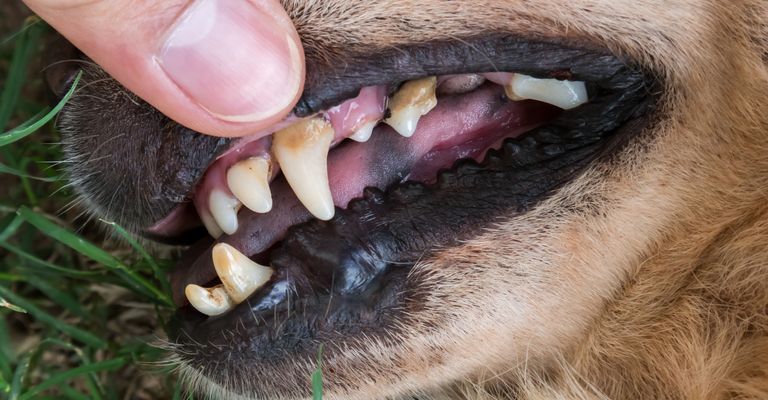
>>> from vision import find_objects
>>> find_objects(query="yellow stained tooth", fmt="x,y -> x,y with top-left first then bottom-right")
272,117 -> 336,221
384,76 -> 438,137
227,157 -> 273,213
185,284 -> 233,316
212,243 -> 273,304
505,73 -> 588,110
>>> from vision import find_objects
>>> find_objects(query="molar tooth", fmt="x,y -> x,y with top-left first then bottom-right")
212,243 -> 273,304
505,73 -> 588,110
348,121 -> 377,142
200,212 -> 223,238
209,190 -> 241,235
185,284 -> 233,316
272,118 -> 335,220
227,157 -> 273,213
384,77 -> 438,137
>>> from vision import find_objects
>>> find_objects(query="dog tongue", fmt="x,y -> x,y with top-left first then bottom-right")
171,85 -> 557,305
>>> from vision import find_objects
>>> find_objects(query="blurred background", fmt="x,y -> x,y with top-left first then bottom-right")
0,2 -> 179,398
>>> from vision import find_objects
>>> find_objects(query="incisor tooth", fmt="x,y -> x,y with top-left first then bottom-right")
384,77 -> 438,137
227,157 -> 273,213
185,284 -> 233,316
272,118 -> 335,221
348,121 -> 377,142
200,212 -> 223,238
212,243 -> 273,304
209,190 -> 241,235
505,74 -> 588,110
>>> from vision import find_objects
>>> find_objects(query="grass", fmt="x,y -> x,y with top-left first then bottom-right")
0,16 -> 327,400
0,17 -> 181,399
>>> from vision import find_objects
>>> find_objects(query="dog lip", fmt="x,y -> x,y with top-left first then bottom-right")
293,34 -> 621,117
168,34 -> 660,390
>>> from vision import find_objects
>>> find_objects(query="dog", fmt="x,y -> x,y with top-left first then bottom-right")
47,0 -> 768,399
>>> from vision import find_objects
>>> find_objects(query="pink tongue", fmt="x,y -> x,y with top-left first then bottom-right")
173,85 -> 556,304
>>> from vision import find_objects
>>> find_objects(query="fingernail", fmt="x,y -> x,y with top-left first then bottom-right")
157,0 -> 303,123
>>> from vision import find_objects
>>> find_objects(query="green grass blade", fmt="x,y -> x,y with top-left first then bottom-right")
0,274 -> 23,283
0,317 -> 13,382
0,71 -> 82,147
0,18 -> 43,131
24,277 -> 89,319
0,108 -> 46,134
0,286 -> 106,348
0,242 -> 105,279
17,357 -> 125,400
0,162 -> 57,182
0,376 -> 9,397
61,386 -> 91,400
16,207 -> 172,306
312,345 -> 324,400
0,214 -> 24,242
8,352 -> 32,400
101,219 -> 171,296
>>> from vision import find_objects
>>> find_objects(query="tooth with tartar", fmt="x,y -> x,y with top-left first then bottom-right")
212,243 -> 273,304
209,190 -> 241,235
200,212 -> 223,238
185,284 -> 233,316
384,77 -> 438,137
505,74 -> 588,110
272,118 -> 336,220
227,157 -> 273,213
349,121 -> 377,142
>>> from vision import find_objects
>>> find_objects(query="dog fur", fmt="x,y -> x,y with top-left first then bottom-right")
58,0 -> 768,398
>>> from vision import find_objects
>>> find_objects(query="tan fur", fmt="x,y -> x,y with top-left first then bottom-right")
160,1 -> 768,398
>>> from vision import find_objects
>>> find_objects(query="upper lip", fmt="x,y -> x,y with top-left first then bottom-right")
296,34 -> 606,116
145,34 -> 632,244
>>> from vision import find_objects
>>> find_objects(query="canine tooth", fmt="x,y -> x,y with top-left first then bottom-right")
200,212 -> 223,238
348,121 -> 377,142
185,284 -> 233,316
209,190 -> 241,235
272,118 -> 335,221
212,243 -> 273,303
506,74 -> 588,110
227,157 -> 273,213
384,77 -> 438,137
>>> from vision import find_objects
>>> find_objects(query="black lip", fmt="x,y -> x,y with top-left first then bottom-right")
169,35 -> 659,390
295,34 -> 631,116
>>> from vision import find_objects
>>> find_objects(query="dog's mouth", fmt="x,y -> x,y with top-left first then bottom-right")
163,36 -> 655,368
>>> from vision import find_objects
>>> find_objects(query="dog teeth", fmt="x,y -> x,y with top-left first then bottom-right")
212,243 -> 273,304
348,120 -> 377,142
227,157 -> 273,214
200,212 -> 223,238
185,284 -> 233,316
384,77 -> 438,137
209,189 -> 241,235
505,73 -> 588,110
272,117 -> 336,221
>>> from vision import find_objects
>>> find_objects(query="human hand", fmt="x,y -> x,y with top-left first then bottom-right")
24,0 -> 305,137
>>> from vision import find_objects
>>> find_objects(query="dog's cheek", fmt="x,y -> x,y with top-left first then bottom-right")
57,64 -> 229,231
